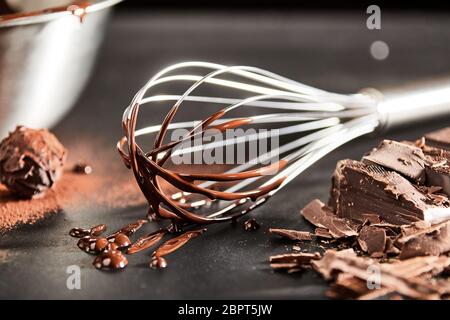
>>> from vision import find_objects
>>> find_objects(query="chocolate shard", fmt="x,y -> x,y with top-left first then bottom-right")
425,127 -> 450,151
269,252 -> 321,270
357,225 -> 387,256
314,227 -> 333,239
269,228 -> 312,241
312,249 -> 450,300
397,220 -> 450,260
330,159 -> 450,225
300,199 -> 357,239
423,147 -> 450,197
362,140 -> 426,183
0,126 -> 67,198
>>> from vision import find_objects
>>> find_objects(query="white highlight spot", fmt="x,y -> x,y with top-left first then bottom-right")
370,41 -> 389,60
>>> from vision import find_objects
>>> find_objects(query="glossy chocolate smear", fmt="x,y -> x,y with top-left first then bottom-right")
93,250 -> 128,270
127,230 -> 166,255
69,224 -> 106,238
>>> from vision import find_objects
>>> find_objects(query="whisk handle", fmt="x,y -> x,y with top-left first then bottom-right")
377,78 -> 450,129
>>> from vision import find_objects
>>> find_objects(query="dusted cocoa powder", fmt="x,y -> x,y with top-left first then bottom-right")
0,137 -> 146,232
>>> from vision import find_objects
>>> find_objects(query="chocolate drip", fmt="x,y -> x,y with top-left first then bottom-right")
127,230 -> 166,254
118,90 -> 288,225
153,229 -> 206,258
93,250 -> 128,270
107,219 -> 147,239
69,224 -> 106,238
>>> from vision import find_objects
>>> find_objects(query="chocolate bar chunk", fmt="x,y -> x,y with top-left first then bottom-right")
330,159 -> 450,225
362,140 -> 426,183
425,127 -> 450,151
423,147 -> 450,197
397,220 -> 450,259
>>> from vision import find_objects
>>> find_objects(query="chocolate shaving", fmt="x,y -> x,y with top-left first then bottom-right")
397,220 -> 450,259
300,199 -> 357,239
314,227 -> 333,239
312,249 -> 450,299
269,228 -> 312,241
357,225 -> 387,256
270,252 -> 321,271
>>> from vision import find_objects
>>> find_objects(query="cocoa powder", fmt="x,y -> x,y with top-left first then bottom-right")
0,137 -> 146,232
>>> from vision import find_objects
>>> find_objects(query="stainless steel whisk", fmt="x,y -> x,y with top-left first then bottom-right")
118,61 -> 450,225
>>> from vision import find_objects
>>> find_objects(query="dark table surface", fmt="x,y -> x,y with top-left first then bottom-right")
1,11 -> 450,299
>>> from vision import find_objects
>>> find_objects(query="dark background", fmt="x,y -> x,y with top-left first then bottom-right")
117,0 -> 450,11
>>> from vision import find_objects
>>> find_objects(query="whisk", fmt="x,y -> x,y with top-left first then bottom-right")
118,61 -> 450,225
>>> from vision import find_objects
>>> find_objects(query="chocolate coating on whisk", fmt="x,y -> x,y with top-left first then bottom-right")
118,101 -> 287,225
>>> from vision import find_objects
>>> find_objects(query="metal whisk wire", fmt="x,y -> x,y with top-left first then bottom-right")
118,61 -> 382,224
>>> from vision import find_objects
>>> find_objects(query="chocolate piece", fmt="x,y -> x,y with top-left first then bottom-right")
425,127 -> 450,151
72,162 -> 92,175
357,226 -> 387,256
150,256 -> 168,269
69,224 -> 107,238
270,252 -> 321,271
269,228 -> 312,241
113,233 -> 131,249
243,218 -> 260,231
77,237 -> 98,253
93,250 -> 128,270
397,220 -> 450,260
423,148 -> 450,196
0,126 -> 67,198
300,199 -> 357,239
127,230 -> 166,254
362,140 -> 426,183
360,213 -> 381,224
330,159 -> 450,225
314,227 -> 333,239
94,238 -> 110,253
312,249 -> 449,300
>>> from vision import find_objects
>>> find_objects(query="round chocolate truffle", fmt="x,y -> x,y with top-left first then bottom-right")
0,126 -> 67,198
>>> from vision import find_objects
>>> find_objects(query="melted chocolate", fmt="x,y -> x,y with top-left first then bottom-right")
153,229 -> 206,258
107,219 -> 147,239
69,224 -> 106,238
93,250 -> 128,270
127,230 -> 166,254
243,218 -> 260,231
118,93 -> 288,225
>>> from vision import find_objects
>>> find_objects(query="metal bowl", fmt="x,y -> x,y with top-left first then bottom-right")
0,0 -> 122,137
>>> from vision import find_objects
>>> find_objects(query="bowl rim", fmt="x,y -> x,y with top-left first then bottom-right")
0,0 -> 123,28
